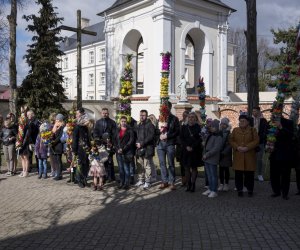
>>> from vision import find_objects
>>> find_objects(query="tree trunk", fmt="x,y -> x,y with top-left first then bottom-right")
7,0 -> 17,115
245,0 -> 259,116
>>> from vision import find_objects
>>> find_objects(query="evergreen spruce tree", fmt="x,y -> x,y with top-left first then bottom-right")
268,24 -> 300,92
18,0 -> 66,118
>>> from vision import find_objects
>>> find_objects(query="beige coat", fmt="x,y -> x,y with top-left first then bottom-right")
229,126 -> 259,171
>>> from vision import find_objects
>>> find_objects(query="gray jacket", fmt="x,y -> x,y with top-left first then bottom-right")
203,132 -> 223,165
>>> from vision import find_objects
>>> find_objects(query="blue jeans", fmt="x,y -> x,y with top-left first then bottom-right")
204,163 -> 218,192
157,142 -> 176,184
116,154 -> 130,186
38,158 -> 47,176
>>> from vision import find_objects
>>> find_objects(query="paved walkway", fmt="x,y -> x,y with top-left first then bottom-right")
0,171 -> 299,250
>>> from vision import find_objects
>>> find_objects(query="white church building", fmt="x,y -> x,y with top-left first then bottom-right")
60,0 -> 236,120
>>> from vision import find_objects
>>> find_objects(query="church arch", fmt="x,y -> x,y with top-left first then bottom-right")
179,23 -> 213,95
121,29 -> 145,94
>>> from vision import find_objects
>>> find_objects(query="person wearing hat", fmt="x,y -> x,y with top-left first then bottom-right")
218,117 -> 232,191
202,119 -> 223,198
229,114 -> 259,197
50,113 -> 65,180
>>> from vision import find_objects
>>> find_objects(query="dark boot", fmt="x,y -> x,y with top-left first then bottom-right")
181,176 -> 187,187
185,182 -> 191,192
130,176 -> 135,185
190,183 -> 195,192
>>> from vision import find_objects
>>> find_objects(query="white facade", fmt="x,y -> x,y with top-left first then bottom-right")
60,0 -> 235,119
60,40 -> 106,100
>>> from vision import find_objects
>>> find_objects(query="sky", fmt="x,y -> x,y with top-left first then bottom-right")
1,0 -> 300,85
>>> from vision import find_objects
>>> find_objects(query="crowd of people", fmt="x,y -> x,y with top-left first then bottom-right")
0,104 -> 299,200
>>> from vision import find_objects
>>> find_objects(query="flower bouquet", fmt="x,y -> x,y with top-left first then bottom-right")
266,61 -> 292,152
159,52 -> 172,132
40,122 -> 52,145
117,54 -> 134,123
197,77 -> 207,123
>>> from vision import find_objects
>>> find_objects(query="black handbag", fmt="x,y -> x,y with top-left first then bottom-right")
136,148 -> 146,157
123,153 -> 133,163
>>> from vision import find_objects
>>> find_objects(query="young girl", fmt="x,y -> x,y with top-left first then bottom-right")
88,143 -> 109,191
35,123 -> 50,179
202,119 -> 223,198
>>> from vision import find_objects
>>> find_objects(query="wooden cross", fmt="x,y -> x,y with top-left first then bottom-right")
60,10 -> 97,109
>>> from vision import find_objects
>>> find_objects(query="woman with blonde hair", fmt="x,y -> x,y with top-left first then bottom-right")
16,108 -> 31,177
147,114 -> 159,182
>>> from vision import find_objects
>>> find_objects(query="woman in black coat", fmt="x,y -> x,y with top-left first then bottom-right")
72,110 -> 91,188
51,114 -> 65,180
113,116 -> 135,189
180,112 -> 202,192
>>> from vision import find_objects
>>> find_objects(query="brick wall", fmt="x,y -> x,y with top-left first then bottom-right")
219,103 -> 294,128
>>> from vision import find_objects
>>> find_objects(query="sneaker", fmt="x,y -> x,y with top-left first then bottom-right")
208,191 -> 218,198
6,172 -> 12,177
223,184 -> 229,191
257,175 -> 264,182
135,180 -> 144,187
143,182 -> 151,190
217,184 -> 224,191
38,174 -> 42,179
202,189 -> 211,196
243,187 -> 248,192
204,185 -> 209,189
19,172 -> 24,177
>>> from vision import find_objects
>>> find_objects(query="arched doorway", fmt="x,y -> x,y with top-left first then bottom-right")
184,28 -> 205,94
122,29 -> 144,95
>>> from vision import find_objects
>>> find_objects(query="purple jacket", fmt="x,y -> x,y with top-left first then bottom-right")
35,135 -> 48,159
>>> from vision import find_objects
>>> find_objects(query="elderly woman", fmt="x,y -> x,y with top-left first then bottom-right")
229,114 -> 259,197
180,112 -> 202,192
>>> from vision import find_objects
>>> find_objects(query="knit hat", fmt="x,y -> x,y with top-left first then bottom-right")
210,119 -> 220,131
220,117 -> 230,126
239,114 -> 250,122
56,113 -> 64,121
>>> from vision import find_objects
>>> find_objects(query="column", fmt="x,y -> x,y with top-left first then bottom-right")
149,3 -> 174,101
218,23 -> 228,101
104,17 -> 115,100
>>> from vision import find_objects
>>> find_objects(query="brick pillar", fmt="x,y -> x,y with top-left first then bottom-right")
174,103 -> 193,121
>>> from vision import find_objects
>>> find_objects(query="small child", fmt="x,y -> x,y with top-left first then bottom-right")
35,123 -> 50,179
88,143 -> 109,191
